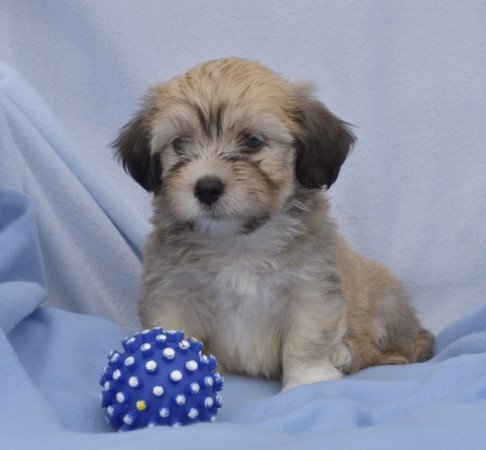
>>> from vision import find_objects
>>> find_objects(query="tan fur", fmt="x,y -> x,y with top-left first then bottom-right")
113,58 -> 434,390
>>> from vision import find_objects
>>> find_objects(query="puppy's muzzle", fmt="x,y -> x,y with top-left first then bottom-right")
194,177 -> 224,206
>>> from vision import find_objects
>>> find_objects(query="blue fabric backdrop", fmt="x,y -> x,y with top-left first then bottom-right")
1,1 -> 485,448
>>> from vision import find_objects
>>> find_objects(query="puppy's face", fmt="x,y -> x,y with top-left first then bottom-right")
114,58 -> 355,235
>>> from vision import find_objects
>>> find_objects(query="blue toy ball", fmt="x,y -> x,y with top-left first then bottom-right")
100,328 -> 223,430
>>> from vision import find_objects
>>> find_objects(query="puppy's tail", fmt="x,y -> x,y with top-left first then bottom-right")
413,327 -> 435,362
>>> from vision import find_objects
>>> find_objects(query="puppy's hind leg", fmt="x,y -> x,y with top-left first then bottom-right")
412,327 -> 435,362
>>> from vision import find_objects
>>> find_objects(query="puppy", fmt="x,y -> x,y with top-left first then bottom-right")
113,58 -> 434,390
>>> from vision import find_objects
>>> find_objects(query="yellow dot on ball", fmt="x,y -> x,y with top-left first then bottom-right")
136,400 -> 147,411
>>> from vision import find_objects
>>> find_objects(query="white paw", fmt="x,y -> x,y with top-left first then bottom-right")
282,361 -> 343,391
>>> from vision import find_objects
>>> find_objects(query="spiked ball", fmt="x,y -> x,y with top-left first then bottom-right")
100,328 -> 223,430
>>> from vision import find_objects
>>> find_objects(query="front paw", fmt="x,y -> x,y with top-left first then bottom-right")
282,360 -> 343,391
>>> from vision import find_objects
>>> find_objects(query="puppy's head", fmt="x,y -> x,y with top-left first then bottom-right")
113,58 -> 355,235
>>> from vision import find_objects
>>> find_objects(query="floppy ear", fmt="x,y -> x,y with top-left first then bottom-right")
292,90 -> 355,189
112,107 -> 162,193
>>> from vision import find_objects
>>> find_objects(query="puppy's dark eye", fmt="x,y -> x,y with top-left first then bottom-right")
245,135 -> 264,150
172,137 -> 185,153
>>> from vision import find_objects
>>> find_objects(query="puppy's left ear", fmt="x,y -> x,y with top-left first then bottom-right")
112,104 -> 162,193
292,88 -> 355,189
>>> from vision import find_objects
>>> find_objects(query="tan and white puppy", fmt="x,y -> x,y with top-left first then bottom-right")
113,58 -> 434,390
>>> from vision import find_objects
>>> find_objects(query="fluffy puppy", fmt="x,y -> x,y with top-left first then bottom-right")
113,58 -> 434,390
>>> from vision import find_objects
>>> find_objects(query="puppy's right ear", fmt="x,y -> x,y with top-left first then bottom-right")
112,106 -> 162,193
290,85 -> 355,190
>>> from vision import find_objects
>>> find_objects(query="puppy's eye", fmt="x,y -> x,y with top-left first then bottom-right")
172,137 -> 185,153
245,135 -> 264,150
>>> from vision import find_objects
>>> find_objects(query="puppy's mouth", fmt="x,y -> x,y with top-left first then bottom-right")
175,175 -> 273,235
185,207 -> 270,236
199,205 -> 225,220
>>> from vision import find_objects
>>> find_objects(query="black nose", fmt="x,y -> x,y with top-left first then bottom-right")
194,177 -> 224,205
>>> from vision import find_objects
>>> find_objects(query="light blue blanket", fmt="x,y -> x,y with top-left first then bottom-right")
1,1 -> 486,448
2,189 -> 486,448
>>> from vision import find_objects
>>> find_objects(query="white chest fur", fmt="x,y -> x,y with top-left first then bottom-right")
209,255 -> 290,378
172,211 -> 307,378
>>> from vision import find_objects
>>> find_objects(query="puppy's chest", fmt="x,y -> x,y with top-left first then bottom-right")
214,260 -> 279,297
211,259 -> 283,313
204,262 -> 287,376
